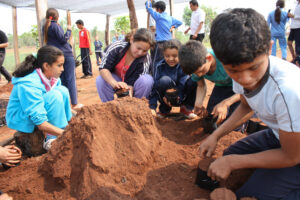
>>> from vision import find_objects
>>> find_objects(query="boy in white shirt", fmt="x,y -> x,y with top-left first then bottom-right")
184,0 -> 205,42
199,8 -> 300,200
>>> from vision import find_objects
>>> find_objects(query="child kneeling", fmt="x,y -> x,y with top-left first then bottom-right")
149,39 -> 197,118
6,45 -> 73,151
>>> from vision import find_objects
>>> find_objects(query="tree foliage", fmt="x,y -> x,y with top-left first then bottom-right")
114,16 -> 130,33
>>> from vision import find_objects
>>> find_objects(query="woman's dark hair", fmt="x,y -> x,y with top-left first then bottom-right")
44,8 -> 59,43
154,1 -> 166,12
125,28 -> 155,48
13,45 -> 64,77
275,0 -> 285,24
163,39 -> 182,51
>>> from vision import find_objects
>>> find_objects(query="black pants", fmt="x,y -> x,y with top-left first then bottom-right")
80,48 -> 92,76
0,52 -> 12,82
95,52 -> 103,66
190,33 -> 205,42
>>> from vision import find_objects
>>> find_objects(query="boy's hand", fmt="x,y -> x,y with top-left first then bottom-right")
163,97 -> 172,107
211,102 -> 228,125
0,145 -> 22,166
169,26 -> 175,33
207,156 -> 233,181
198,134 -> 218,158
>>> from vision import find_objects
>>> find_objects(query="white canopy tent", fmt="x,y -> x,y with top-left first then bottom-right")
0,0 -> 187,65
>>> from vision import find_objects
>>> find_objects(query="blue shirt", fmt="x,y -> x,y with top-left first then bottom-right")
267,9 -> 289,37
191,49 -> 232,87
146,1 -> 182,41
46,21 -> 73,57
94,40 -> 103,52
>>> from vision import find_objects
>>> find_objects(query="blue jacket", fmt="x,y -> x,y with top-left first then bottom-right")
146,2 -> 182,41
99,40 -> 151,86
94,40 -> 103,52
267,9 -> 289,37
149,60 -> 189,109
46,21 -> 73,57
6,70 -> 63,133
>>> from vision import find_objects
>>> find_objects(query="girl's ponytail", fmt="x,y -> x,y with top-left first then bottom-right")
43,8 -> 59,44
13,54 -> 37,77
275,0 -> 285,24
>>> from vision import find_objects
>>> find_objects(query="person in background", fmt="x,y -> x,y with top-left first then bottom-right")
111,32 -> 121,43
149,39 -> 197,119
145,0 -> 182,72
6,45 -> 73,151
75,19 -> 93,79
94,35 -> 103,66
267,0 -> 290,60
96,28 -> 154,102
184,0 -> 206,42
44,8 -> 83,110
288,0 -> 300,61
0,30 -> 12,83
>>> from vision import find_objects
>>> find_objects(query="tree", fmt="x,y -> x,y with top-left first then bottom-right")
30,25 -> 39,48
114,16 -> 130,33
182,5 -> 217,36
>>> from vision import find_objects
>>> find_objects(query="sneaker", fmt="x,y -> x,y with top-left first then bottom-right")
43,138 -> 56,151
72,103 -> 84,110
156,112 -> 169,118
80,75 -> 87,79
180,106 -> 197,119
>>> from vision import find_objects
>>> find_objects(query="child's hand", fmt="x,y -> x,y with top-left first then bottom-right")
163,97 -> 172,108
198,134 -> 218,158
113,82 -> 129,90
0,193 -> 13,200
0,145 -> 22,166
194,106 -> 206,117
151,109 -> 157,116
169,26 -> 175,33
67,25 -> 72,30
128,86 -> 133,97
89,50 -> 93,55
211,102 -> 228,125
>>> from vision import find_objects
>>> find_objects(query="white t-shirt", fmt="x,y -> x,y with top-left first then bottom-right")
190,8 -> 205,35
291,2 -> 300,29
233,56 -> 300,139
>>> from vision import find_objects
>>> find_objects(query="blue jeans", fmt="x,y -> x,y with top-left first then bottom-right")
271,35 -> 287,59
223,129 -> 300,200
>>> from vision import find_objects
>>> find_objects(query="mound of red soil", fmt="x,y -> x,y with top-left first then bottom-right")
0,83 -> 13,94
0,98 -> 249,200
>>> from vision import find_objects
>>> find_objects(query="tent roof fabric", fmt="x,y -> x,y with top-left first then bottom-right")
0,0 -> 187,15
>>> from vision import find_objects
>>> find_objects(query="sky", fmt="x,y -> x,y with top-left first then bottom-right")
0,0 -> 297,35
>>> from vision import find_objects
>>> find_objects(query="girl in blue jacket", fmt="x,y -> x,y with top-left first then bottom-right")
6,45 -> 72,150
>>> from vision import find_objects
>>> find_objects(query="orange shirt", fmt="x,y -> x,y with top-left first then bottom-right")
79,28 -> 91,48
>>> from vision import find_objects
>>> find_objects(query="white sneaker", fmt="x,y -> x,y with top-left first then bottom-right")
43,138 -> 56,151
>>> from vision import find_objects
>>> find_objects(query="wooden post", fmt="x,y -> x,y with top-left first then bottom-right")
35,0 -> 48,47
127,0 -> 138,30
169,0 -> 175,38
66,10 -> 76,58
12,7 -> 20,66
105,15 -> 111,46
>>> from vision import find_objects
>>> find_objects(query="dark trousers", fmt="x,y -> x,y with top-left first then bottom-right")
151,41 -> 165,76
60,56 -> 78,105
95,52 -> 103,66
190,33 -> 205,42
80,48 -> 92,76
0,52 -> 12,82
156,76 -> 197,113
224,129 -> 300,200
288,28 -> 300,55
207,85 -> 239,117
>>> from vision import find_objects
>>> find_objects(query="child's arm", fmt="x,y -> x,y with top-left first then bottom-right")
37,121 -> 64,136
171,17 -> 183,29
145,1 -> 161,21
211,94 -> 241,124
194,78 -> 207,115
199,95 -> 253,158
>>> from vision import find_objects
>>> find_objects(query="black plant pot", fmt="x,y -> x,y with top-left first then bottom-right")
165,88 -> 180,106
115,88 -> 130,98
195,168 -> 219,191
203,114 -> 218,134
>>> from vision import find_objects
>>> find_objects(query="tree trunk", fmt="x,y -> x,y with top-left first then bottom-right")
35,0 -> 48,47
105,15 -> 111,46
12,6 -> 20,66
127,0 -> 138,30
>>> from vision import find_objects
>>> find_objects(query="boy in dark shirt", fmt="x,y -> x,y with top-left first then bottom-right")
0,30 -> 12,83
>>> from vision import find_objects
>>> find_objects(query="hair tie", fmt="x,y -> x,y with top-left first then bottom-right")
32,53 -> 37,59
49,16 -> 53,20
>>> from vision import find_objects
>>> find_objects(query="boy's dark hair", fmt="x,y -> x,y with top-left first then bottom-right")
75,19 -> 84,26
189,0 -> 198,6
154,1 -> 166,12
178,40 -> 207,75
163,39 -> 182,51
13,45 -> 63,77
210,8 -> 271,66
275,0 -> 285,24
